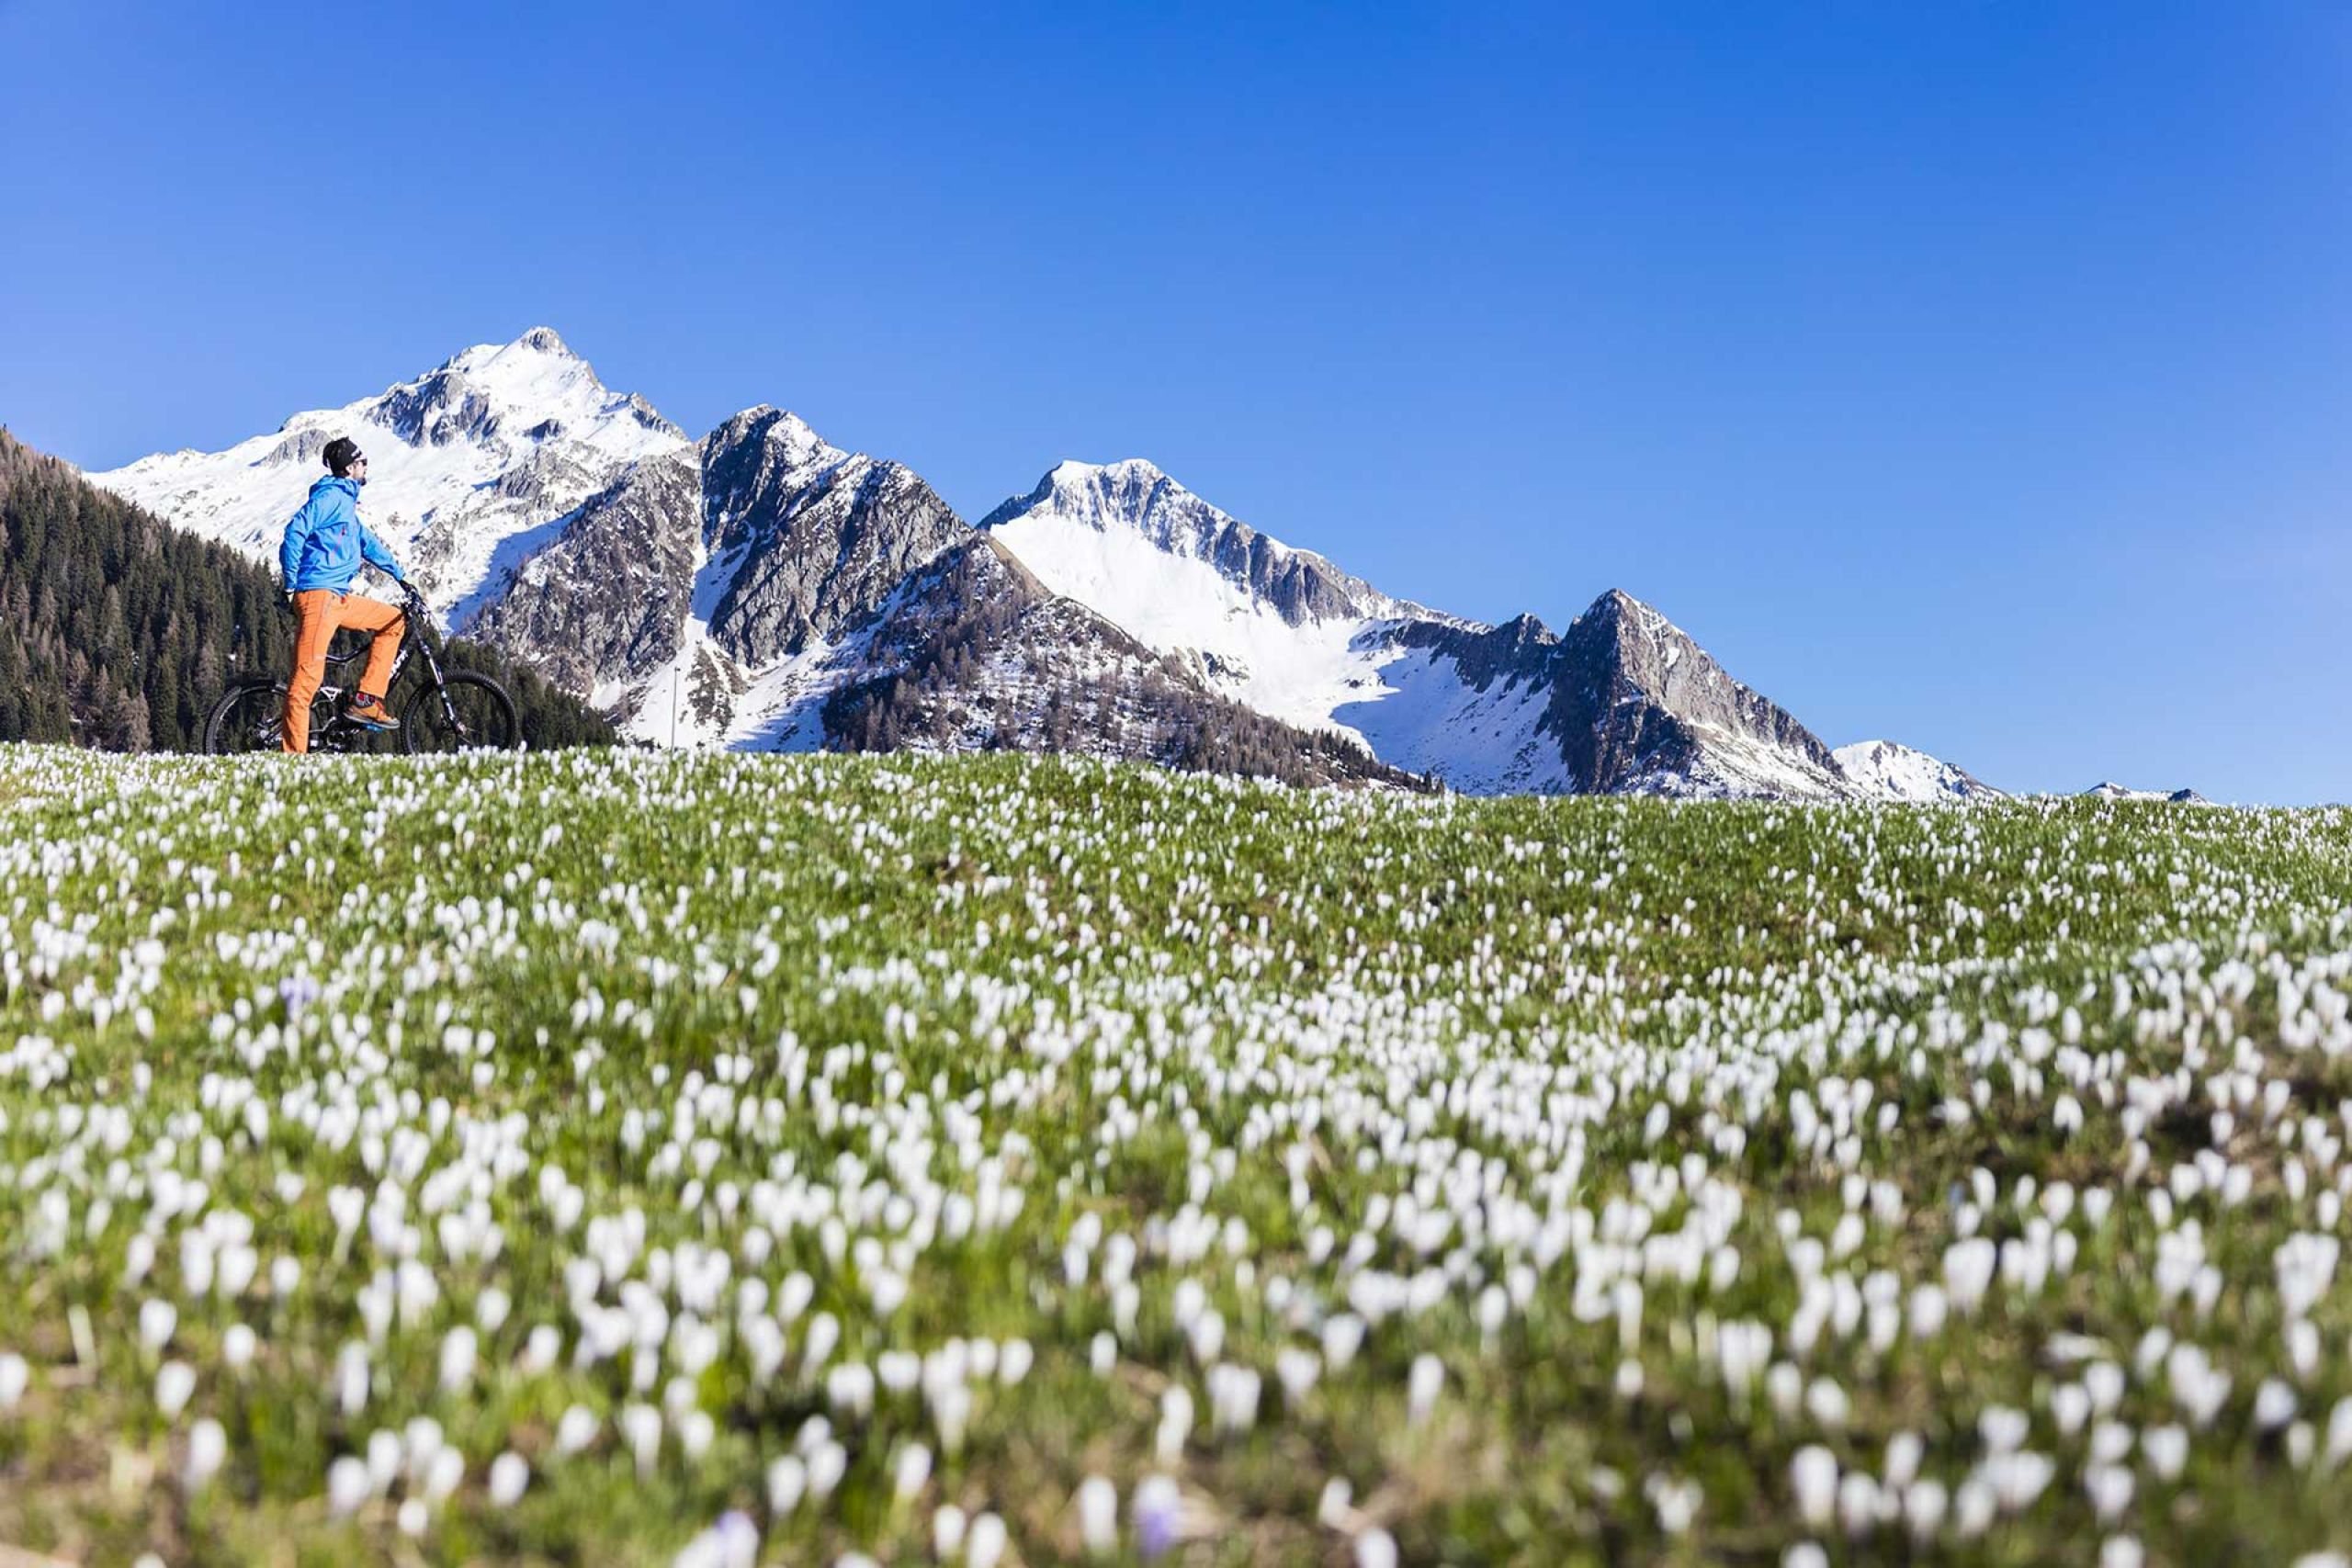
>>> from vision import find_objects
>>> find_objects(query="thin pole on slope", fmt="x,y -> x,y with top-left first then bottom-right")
671,667 -> 678,751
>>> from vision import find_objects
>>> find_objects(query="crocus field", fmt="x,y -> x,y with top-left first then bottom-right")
1,748 -> 2349,1568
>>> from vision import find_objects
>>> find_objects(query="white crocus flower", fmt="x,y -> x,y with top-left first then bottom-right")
965,1511 -> 1009,1568
154,1360 -> 196,1419
185,1416 -> 227,1490
489,1450 -> 530,1506
1407,1354 -> 1444,1427
1790,1447 -> 1838,1529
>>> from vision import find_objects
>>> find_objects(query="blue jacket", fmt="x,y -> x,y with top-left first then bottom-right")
280,475 -> 404,592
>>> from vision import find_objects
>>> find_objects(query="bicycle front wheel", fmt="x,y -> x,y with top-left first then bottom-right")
202,682 -> 290,755
403,671 -> 520,753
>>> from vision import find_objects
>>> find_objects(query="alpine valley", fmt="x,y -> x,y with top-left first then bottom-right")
95,328 -> 1993,799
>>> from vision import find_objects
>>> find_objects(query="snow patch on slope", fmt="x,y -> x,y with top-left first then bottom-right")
983,503 -> 1405,738
1335,646 -> 1571,793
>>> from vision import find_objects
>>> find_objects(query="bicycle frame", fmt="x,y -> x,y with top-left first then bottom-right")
397,603 -> 455,716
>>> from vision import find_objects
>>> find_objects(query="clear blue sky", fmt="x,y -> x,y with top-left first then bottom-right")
4,2 -> 2346,802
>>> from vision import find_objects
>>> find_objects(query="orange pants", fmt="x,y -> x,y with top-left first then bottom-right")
283,589 -> 405,752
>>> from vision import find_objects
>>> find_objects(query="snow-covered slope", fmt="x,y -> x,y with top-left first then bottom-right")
1835,740 -> 2007,804
1335,636 -> 1575,794
979,459 -> 1458,737
90,329 -> 688,626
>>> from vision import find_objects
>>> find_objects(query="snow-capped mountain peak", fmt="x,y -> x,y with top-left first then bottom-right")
707,405 -> 841,467
1046,455 -> 1170,493
989,457 -> 1237,556
1019,456 -> 1282,556
441,323 -> 578,375
91,327 -> 691,626
1834,739 -> 2007,804
974,465 -> 1869,798
510,325 -> 575,356
981,457 -> 1441,626
976,457 -> 1454,737
379,325 -> 681,457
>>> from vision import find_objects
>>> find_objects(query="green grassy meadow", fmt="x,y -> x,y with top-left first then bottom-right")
0,746 -> 2347,1566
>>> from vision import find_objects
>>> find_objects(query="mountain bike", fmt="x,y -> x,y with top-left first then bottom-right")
202,581 -> 521,755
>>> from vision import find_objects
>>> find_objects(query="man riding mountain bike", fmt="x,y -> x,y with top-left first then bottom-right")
280,435 -> 412,752
199,437 -> 516,757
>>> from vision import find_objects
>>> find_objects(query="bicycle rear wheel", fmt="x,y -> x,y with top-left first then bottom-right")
202,682 -> 291,754
403,671 -> 520,753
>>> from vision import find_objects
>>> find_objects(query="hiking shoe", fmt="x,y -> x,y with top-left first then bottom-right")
345,694 -> 400,732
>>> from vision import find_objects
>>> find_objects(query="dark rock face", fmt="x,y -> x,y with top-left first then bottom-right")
1396,612 -> 1558,695
451,406 -> 973,713
453,407 -> 981,720
489,452 -> 564,504
1217,529 -> 1368,625
685,644 -> 745,735
699,408 -> 842,552
258,428 -> 334,468
1392,590 -> 1851,797
1545,590 -> 1846,794
979,462 -> 1387,627
699,409 -> 967,665
374,369 -> 503,447
469,451 -> 703,694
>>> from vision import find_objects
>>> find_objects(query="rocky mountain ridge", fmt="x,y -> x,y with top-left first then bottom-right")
90,327 -> 1993,798
983,463 -> 1864,798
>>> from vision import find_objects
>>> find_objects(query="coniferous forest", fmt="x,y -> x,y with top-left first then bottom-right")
0,427 -> 615,750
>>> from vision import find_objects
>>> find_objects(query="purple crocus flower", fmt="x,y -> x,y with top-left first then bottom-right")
279,973 -> 322,1018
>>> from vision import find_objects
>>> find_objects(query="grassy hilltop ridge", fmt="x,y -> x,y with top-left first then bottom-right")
0,746 -> 2348,1565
